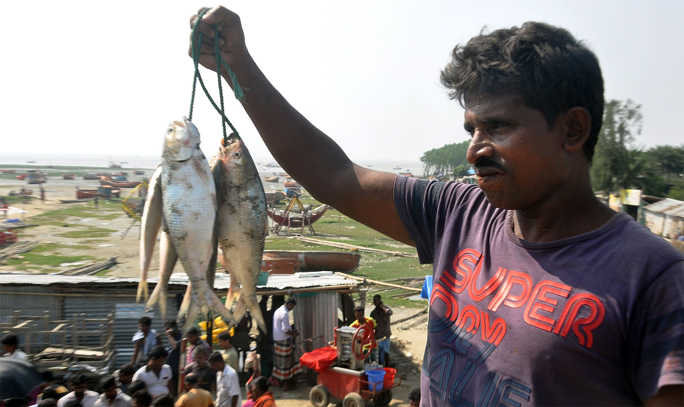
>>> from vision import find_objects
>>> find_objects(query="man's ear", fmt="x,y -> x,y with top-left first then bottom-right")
563,107 -> 592,152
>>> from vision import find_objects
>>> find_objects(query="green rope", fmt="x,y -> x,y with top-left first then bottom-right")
188,8 -> 243,143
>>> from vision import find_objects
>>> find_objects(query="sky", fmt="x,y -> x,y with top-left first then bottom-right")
1,0 -> 682,162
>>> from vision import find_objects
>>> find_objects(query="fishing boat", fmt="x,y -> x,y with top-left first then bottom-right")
0,169 -> 15,173
83,174 -> 100,180
62,174 -> 76,180
26,171 -> 47,184
263,251 -> 361,272
264,176 -> 279,182
279,172 -> 289,177
283,180 -> 300,188
76,186 -> 121,199
393,166 -> 402,170
266,204 -> 329,228
15,174 -> 27,180
99,180 -> 141,188
133,170 -> 145,175
265,191 -> 286,206
108,162 -> 122,169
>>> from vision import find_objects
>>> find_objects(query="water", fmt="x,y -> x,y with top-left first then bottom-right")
0,153 -> 425,176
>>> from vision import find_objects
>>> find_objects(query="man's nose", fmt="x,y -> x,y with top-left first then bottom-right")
466,130 -> 494,164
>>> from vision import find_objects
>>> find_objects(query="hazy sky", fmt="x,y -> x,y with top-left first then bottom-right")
1,0 -> 682,162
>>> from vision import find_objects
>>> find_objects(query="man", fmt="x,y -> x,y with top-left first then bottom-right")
209,351 -> 241,407
349,306 -> 377,362
217,331 -> 238,371
131,317 -> 161,366
93,376 -> 132,407
115,365 -> 136,396
27,371 -> 55,405
270,298 -> 301,390
185,327 -> 209,365
163,320 -> 182,396
1,333 -> 28,360
175,373 -> 213,407
369,294 -> 393,366
181,345 -> 215,393
131,391 -> 151,407
189,7 -> 684,405
408,388 -> 421,407
57,374 -> 99,407
132,346 -> 173,399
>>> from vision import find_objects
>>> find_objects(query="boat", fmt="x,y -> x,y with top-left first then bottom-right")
283,180 -> 300,188
108,162 -> 122,169
76,186 -> 121,199
263,251 -> 361,272
99,180 -> 141,188
264,176 -> 279,183
261,258 -> 301,275
27,161 -> 35,163
15,174 -> 27,180
119,161 -> 128,164
266,204 -> 329,228
279,172 -> 289,177
133,170 -> 145,175
1,169 -> 15,173
265,191 -> 286,206
62,174 -> 76,180
26,171 -> 47,184
83,174 -> 100,180
399,172 -> 413,177
393,166 -> 402,170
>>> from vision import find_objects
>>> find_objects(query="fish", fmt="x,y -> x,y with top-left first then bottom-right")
145,229 -> 177,320
137,165 -> 163,303
160,117 -> 235,328
214,134 -> 268,333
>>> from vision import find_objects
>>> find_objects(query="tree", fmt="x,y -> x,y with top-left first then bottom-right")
420,141 -> 470,177
591,100 -> 643,195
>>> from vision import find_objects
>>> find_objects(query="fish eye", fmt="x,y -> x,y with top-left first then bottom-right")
233,152 -> 240,158
167,127 -> 173,133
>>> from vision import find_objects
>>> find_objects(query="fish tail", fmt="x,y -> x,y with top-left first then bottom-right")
235,295 -> 267,333
178,284 -> 192,321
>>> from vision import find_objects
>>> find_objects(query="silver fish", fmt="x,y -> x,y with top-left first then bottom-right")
145,229 -> 177,320
161,117 -> 234,328
138,165 -> 163,303
215,134 -> 268,332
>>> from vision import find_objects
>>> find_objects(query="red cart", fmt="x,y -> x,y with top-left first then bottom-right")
309,365 -> 400,407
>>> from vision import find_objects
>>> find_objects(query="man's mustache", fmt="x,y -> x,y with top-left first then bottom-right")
473,157 -> 505,172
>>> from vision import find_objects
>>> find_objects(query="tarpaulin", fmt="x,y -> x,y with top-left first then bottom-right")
299,346 -> 337,373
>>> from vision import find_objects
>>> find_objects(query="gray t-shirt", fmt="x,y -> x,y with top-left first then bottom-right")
394,176 -> 684,406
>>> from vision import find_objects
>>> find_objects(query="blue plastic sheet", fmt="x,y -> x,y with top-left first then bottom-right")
421,275 -> 433,299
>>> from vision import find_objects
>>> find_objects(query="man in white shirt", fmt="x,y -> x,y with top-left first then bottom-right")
271,298 -> 301,390
132,345 -> 173,399
57,374 -> 99,407
1,333 -> 28,361
209,351 -> 241,407
93,376 -> 132,407
130,316 -> 160,366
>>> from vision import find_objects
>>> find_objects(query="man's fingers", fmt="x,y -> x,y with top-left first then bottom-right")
201,5 -> 234,25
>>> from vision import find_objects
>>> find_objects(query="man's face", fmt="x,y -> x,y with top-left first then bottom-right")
2,344 -> 15,354
210,360 -> 224,373
373,297 -> 382,307
103,385 -> 118,401
194,352 -> 207,367
149,356 -> 166,369
71,383 -> 88,398
218,338 -> 230,350
286,303 -> 295,311
138,323 -> 150,334
119,373 -> 133,385
464,93 -> 570,211
409,400 -> 420,407
354,310 -> 364,322
187,333 -> 198,345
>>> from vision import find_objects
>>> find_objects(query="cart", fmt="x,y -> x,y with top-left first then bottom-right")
308,325 -> 401,407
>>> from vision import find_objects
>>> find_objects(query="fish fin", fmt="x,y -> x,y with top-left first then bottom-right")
190,276 -> 236,328
146,231 -> 177,321
139,166 -> 163,303
178,284 -> 193,321
234,295 -> 267,333
136,282 -> 148,303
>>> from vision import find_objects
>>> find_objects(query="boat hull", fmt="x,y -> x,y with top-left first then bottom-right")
99,180 -> 141,188
263,251 -> 361,272
76,188 -> 121,199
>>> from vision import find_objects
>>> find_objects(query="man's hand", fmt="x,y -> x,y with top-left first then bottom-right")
188,6 -> 248,76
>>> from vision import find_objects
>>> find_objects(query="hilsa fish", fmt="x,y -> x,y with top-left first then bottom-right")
141,117 -> 235,327
213,134 -> 268,333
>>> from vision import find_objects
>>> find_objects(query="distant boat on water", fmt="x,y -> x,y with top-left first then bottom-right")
393,166 -> 402,170
109,162 -> 122,169
27,160 -> 35,163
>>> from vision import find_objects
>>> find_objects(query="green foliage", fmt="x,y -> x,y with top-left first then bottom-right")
591,100 -> 684,197
420,141 -> 470,177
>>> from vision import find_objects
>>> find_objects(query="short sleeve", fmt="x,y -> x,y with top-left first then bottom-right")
627,260 -> 684,400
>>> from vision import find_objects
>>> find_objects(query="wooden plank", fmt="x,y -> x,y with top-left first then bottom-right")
335,272 -> 422,292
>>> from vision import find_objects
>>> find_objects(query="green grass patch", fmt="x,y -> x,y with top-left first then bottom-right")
30,243 -> 96,253
2,195 -> 35,205
57,227 -> 117,238
6,252 -> 96,267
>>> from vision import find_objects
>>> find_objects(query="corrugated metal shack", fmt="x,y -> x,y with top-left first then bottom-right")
642,198 -> 684,238
0,271 -> 360,369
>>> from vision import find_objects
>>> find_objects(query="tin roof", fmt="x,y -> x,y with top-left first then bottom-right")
643,198 -> 684,216
0,271 -> 359,291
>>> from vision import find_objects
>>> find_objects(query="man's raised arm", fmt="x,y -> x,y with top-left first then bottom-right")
189,6 -> 412,245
